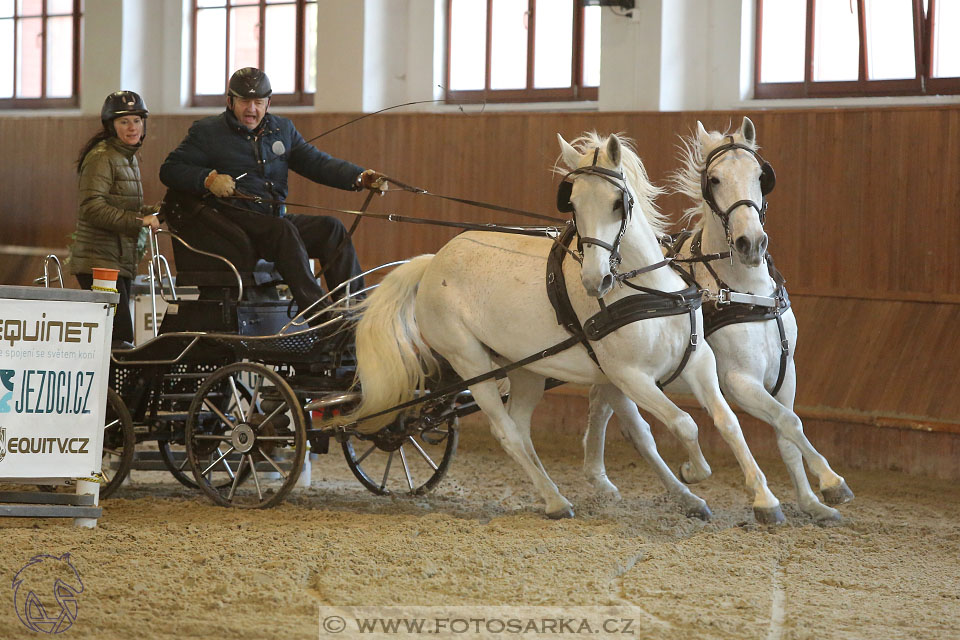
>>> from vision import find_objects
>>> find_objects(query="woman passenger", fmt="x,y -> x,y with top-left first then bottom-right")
68,91 -> 160,348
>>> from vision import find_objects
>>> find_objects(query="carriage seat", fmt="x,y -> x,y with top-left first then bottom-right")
160,189 -> 285,300
157,189 -> 309,335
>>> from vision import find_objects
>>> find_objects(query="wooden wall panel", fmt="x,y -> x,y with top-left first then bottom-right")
4,107 -> 958,300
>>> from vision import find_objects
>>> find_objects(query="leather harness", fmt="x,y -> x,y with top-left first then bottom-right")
667,229 -> 792,396
546,224 -> 702,388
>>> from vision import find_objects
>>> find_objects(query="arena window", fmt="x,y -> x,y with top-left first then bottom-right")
445,0 -> 600,103
755,0 -> 960,99
191,0 -> 317,107
0,0 -> 81,109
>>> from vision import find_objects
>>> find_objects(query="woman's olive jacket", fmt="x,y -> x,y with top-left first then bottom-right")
69,137 -> 151,278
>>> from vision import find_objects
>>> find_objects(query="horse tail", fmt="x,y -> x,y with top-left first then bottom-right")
335,254 -> 438,434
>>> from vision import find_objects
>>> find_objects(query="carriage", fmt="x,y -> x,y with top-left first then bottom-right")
97,198 -> 474,509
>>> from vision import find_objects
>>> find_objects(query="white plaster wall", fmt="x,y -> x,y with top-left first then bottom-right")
7,0 -> 960,117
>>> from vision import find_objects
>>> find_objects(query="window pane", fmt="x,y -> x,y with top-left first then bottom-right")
759,0 -> 806,82
228,5 -> 260,73
264,3 -> 295,93
582,5 -> 600,87
864,0 -> 915,79
932,0 -> 960,77
813,0 -> 859,81
0,1 -> 12,19
490,0 -> 527,90
16,16 -> 41,97
47,0 -> 73,14
45,15 -> 72,97
304,0 -> 317,93
196,7 -> 227,94
232,0 -> 260,4
17,0 -> 42,17
0,19 -> 12,97
197,0 -> 226,6
449,0 -> 486,90
533,0 -> 573,88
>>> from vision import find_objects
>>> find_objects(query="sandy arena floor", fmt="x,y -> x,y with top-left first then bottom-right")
1,425 -> 958,640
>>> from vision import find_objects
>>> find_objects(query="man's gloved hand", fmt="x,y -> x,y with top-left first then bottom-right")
356,169 -> 387,192
205,170 -> 236,197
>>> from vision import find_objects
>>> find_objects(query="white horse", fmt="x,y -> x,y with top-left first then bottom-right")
583,118 -> 854,523
336,132 -> 784,523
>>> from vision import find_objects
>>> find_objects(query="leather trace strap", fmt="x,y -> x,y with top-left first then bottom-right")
666,229 -> 791,395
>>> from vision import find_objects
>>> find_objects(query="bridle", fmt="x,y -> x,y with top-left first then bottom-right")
556,148 -> 634,271
701,136 -> 776,245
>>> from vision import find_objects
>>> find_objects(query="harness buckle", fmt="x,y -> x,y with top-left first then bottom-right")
716,289 -> 731,306
690,332 -> 699,348
780,337 -> 790,353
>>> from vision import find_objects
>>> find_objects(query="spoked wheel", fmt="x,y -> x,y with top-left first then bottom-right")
157,439 -> 252,491
342,415 -> 459,496
185,362 -> 306,508
100,387 -> 134,499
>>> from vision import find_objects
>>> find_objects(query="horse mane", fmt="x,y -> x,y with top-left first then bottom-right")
557,131 -> 669,238
670,124 -> 759,230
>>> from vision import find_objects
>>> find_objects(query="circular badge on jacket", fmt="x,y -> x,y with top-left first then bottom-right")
272,140 -> 286,156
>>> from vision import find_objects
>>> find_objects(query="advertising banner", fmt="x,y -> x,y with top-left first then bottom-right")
0,298 -> 112,479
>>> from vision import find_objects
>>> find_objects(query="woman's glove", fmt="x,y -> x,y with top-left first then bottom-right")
205,170 -> 236,197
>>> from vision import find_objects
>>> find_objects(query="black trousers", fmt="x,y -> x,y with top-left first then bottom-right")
205,207 -> 363,312
77,273 -> 134,345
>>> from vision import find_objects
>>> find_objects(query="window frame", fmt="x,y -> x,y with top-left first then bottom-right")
445,0 -> 599,104
190,0 -> 316,108
0,0 -> 82,110
754,0 -> 960,99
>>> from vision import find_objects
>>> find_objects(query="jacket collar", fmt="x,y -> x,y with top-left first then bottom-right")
223,108 -> 271,136
105,136 -> 141,158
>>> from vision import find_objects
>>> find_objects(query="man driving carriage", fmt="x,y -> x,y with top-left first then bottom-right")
159,67 -> 385,315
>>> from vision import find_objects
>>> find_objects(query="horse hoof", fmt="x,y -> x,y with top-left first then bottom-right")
754,505 -> 785,525
822,481 -> 854,506
685,503 -> 712,521
813,507 -> 842,525
546,507 -> 575,520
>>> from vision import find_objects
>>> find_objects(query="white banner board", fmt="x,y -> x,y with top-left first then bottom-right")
0,296 -> 113,479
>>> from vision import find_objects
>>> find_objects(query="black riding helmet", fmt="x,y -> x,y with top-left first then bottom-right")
227,67 -> 272,99
101,91 -> 148,144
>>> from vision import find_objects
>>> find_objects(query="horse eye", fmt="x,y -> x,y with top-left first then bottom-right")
613,199 -> 623,210
710,176 -> 720,185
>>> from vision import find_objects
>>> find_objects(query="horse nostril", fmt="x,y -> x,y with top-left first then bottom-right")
600,274 -> 614,294
734,236 -> 752,255
759,233 -> 769,253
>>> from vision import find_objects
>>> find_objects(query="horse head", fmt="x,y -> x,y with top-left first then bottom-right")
558,132 -> 662,298
691,117 -> 775,267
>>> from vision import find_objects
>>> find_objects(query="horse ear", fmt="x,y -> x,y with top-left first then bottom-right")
606,134 -> 622,166
696,121 -> 710,145
557,134 -> 580,169
741,116 -> 757,145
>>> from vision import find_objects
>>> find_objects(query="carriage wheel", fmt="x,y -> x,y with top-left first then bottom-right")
342,416 -> 459,496
157,439 -> 251,491
185,362 -> 306,509
99,387 -> 134,499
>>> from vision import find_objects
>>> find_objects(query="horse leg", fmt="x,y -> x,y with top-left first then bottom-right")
602,372 -> 712,487
681,351 -> 784,524
504,368 -> 552,480
431,334 -> 573,518
723,369 -> 842,522
583,385 -> 622,499
774,365 -> 854,506
595,384 -> 712,520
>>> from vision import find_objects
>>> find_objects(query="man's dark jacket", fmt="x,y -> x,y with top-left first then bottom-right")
159,110 -> 364,216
